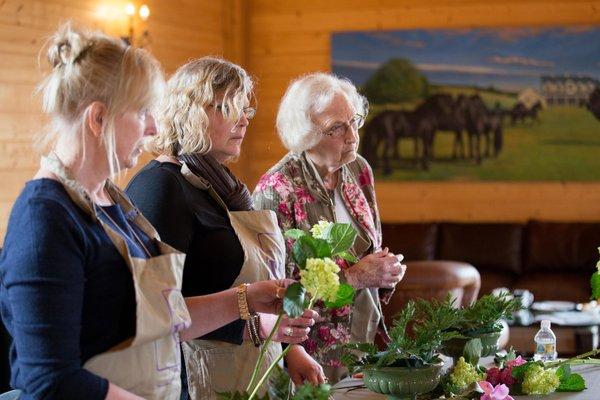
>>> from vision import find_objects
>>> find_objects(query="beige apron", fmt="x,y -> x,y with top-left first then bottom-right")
180,164 -> 285,400
41,155 -> 191,400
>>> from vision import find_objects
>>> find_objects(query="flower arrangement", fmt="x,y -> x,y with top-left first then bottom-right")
343,296 -> 463,370
219,220 -> 358,400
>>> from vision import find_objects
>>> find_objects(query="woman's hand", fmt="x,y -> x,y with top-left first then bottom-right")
260,310 -> 318,344
284,344 -> 326,385
246,279 -> 294,314
343,248 -> 406,289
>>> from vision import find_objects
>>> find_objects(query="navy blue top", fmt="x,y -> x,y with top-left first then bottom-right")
0,179 -> 157,400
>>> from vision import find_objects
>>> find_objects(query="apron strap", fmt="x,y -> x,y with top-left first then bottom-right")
180,163 -> 230,213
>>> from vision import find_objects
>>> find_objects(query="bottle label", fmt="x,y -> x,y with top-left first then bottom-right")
536,343 -> 555,354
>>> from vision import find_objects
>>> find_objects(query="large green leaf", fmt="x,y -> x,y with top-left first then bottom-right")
557,372 -> 586,392
463,338 -> 482,365
324,283 -> 355,308
292,236 -> 332,269
512,361 -> 540,381
328,223 -> 357,255
283,282 -> 306,318
337,251 -> 358,263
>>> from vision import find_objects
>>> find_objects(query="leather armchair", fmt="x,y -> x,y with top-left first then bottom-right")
381,260 -> 481,323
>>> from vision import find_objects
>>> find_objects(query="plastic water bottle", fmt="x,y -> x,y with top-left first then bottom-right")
534,320 -> 557,361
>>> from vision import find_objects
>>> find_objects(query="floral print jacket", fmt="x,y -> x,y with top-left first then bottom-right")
252,152 -> 392,376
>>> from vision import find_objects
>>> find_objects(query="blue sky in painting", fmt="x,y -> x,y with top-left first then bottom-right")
332,27 -> 600,92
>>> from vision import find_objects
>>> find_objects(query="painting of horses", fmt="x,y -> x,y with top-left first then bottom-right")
332,27 -> 600,181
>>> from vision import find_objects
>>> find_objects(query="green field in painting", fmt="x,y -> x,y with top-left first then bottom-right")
364,88 -> 600,181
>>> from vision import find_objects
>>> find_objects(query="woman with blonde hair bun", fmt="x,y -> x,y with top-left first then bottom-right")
126,56 -> 324,399
0,25 -> 300,400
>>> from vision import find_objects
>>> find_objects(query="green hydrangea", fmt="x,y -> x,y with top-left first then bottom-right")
522,364 -> 560,395
449,357 -> 486,390
310,220 -> 333,239
300,257 -> 340,303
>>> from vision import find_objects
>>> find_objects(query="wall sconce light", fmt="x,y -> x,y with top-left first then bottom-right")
122,3 -> 151,47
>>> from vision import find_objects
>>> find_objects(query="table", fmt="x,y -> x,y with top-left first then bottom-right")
332,364 -> 600,399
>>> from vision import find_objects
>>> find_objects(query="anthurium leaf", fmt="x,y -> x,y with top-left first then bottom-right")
283,282 -> 306,318
591,271 -> 600,300
337,251 -> 358,263
284,229 -> 306,240
463,337 -> 482,365
324,283 -> 355,308
328,223 -> 357,255
557,364 -> 571,380
557,372 -> 586,392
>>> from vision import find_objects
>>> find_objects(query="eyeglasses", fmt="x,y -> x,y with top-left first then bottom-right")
211,103 -> 256,120
319,114 -> 365,137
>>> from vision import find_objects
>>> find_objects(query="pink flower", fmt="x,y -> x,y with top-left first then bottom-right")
505,356 -> 526,368
293,202 -> 307,222
479,381 -> 514,400
277,203 -> 292,219
486,366 -> 517,387
486,367 -> 502,386
294,187 -> 315,204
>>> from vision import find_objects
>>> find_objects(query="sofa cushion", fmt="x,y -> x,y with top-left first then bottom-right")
382,223 -> 437,261
515,272 -> 590,302
439,223 -> 523,274
524,221 -> 600,273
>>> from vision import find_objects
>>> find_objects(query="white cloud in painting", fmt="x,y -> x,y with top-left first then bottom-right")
416,63 -> 541,77
489,55 -> 554,68
365,32 -> 426,48
332,60 -> 380,69
333,60 -> 543,78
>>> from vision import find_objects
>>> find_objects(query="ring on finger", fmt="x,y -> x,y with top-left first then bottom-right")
284,326 -> 294,336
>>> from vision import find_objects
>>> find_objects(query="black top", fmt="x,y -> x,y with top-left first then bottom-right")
125,160 -> 245,343
0,179 -> 146,400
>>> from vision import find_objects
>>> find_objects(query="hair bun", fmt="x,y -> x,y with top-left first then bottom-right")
47,24 -> 88,68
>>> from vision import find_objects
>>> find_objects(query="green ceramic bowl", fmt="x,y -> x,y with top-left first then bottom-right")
362,361 -> 444,400
441,331 -> 501,360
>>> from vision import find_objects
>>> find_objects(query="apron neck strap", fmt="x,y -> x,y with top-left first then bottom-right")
40,153 -> 160,240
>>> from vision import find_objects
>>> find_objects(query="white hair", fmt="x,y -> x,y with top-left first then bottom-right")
276,72 -> 368,153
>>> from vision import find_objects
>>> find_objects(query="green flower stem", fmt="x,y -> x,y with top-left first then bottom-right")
544,348 -> 600,368
247,298 -> 317,400
246,312 -> 284,392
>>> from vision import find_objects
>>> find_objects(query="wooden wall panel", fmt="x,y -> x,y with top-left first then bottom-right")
0,0 -> 224,244
242,0 -> 600,223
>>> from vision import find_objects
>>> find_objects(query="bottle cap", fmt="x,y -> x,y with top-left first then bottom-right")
541,320 -> 551,329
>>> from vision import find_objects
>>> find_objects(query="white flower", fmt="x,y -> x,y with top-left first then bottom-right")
310,220 -> 333,239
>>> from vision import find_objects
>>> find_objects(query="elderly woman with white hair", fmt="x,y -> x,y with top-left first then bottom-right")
253,72 -> 407,382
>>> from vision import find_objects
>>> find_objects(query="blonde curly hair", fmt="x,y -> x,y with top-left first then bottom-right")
149,56 -> 254,156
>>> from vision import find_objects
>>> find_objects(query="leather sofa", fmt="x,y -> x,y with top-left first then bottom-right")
382,221 -> 600,303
